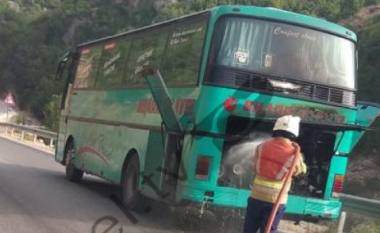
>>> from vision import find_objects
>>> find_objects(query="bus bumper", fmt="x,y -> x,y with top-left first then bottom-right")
177,183 -> 342,219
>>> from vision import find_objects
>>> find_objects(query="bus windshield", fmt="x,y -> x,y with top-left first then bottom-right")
212,16 -> 356,89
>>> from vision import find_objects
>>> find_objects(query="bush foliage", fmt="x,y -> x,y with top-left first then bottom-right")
0,0 -> 379,130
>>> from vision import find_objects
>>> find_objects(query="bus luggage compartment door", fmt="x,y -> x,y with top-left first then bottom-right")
143,67 -> 184,201
351,101 -> 380,149
143,67 -> 183,134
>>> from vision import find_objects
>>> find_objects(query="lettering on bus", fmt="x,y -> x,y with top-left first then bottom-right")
103,52 -> 121,77
274,27 -> 317,41
134,49 -> 154,75
137,98 -> 195,115
170,26 -> 203,46
243,100 -> 345,124
79,133 -> 116,163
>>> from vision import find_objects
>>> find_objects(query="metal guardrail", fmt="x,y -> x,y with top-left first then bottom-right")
340,193 -> 380,219
0,122 -> 57,149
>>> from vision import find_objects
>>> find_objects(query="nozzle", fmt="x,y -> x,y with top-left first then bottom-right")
233,164 -> 245,175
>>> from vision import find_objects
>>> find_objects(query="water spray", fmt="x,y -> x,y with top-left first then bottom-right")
224,134 -> 269,175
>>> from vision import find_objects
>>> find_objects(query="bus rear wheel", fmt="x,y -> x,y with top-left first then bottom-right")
65,141 -> 83,182
121,154 -> 146,212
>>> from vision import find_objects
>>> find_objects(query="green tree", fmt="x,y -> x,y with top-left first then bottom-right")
341,0 -> 365,17
43,95 -> 61,131
0,0 -> 373,127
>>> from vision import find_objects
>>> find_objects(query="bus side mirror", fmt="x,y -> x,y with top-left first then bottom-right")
55,51 -> 71,81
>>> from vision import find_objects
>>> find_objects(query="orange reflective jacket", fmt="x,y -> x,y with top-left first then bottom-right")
255,138 -> 296,181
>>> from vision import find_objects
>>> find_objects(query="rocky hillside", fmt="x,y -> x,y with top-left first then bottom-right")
0,0 -> 379,160
0,0 -> 379,129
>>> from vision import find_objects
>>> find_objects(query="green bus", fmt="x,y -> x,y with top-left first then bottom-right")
55,5 -> 379,222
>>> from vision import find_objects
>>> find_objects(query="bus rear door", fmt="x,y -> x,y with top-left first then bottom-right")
55,51 -> 78,164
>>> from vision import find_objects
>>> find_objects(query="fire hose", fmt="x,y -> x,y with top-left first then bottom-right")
264,143 -> 301,233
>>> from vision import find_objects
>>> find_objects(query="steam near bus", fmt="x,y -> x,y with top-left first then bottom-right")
55,5 -> 380,225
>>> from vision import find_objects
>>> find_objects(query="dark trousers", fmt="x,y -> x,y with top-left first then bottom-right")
243,197 -> 285,233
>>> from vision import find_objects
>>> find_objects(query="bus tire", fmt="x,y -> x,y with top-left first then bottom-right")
121,153 -> 146,212
65,140 -> 84,182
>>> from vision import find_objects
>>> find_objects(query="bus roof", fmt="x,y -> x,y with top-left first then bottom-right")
77,10 -> 210,48
77,5 -> 356,49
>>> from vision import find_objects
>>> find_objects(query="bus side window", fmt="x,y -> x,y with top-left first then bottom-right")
161,17 -> 207,85
123,29 -> 169,85
73,46 -> 102,89
96,39 -> 131,88
55,51 -> 78,111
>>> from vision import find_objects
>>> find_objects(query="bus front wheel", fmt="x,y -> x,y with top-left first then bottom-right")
65,141 -> 84,182
121,154 -> 146,212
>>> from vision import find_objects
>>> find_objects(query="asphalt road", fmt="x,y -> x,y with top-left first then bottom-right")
0,137 -> 185,233
0,136 -> 292,233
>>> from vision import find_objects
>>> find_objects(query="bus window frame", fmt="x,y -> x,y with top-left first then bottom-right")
205,14 -> 358,92
121,27 -> 170,86
60,51 -> 80,110
94,37 -> 133,88
55,51 -> 71,81
70,12 -> 211,91
73,45 -> 104,89
159,15 -> 210,87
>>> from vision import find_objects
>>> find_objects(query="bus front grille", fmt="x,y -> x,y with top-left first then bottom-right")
205,66 -> 356,108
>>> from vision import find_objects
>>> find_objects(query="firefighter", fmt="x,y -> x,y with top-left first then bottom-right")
243,115 -> 307,233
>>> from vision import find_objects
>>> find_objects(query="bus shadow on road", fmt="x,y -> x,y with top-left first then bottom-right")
78,175 -> 244,233
79,176 -> 210,233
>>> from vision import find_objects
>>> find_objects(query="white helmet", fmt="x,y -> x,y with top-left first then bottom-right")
273,115 -> 301,137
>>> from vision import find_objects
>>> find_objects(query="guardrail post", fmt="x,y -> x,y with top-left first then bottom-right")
11,129 -> 14,137
49,138 -> 54,149
337,211 -> 346,233
21,130 -> 25,141
33,134 -> 37,143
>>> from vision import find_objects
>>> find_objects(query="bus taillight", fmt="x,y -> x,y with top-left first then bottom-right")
195,156 -> 211,180
224,97 -> 237,112
332,175 -> 344,197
